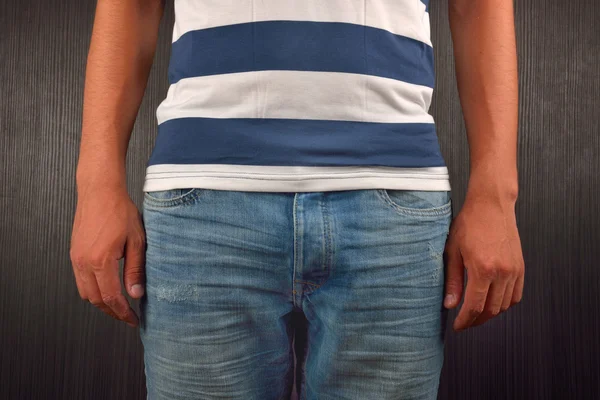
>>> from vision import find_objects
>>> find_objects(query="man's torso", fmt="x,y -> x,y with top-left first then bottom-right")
143,0 -> 450,193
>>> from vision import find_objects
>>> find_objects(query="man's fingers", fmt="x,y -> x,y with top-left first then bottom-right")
500,277 -> 517,312
92,300 -> 121,320
123,230 -> 146,299
78,267 -> 99,300
92,257 -> 139,327
71,252 -> 90,300
79,270 -> 120,319
72,267 -> 88,300
443,240 -> 464,309
453,271 -> 490,331
470,279 -> 508,327
512,272 -> 524,305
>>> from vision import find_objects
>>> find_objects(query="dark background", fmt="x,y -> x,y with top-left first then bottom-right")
1,0 -> 599,399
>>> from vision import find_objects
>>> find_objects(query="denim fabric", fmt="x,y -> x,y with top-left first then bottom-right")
139,188 -> 452,400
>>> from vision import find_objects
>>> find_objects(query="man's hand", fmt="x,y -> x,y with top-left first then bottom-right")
443,190 -> 524,331
70,183 -> 146,328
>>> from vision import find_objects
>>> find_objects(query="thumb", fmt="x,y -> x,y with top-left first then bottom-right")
443,240 -> 464,309
123,231 -> 146,299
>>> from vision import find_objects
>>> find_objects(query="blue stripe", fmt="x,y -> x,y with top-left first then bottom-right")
148,118 -> 445,168
168,20 -> 434,88
422,0 -> 430,12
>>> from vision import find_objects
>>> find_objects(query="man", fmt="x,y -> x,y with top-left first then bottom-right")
70,0 -> 524,398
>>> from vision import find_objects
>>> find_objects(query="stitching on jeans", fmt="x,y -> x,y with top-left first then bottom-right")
324,194 -> 333,273
379,188 -> 452,215
320,196 -> 329,272
144,187 -> 195,202
320,197 -> 325,271
143,189 -> 204,208
428,242 -> 444,281
293,194 -> 299,308
294,280 -> 321,288
375,189 -> 451,217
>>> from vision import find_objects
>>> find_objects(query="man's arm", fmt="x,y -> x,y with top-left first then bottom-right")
76,0 -> 164,189
443,0 -> 525,331
70,0 -> 165,327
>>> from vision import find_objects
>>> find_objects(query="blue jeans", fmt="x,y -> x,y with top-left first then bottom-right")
139,188 -> 453,400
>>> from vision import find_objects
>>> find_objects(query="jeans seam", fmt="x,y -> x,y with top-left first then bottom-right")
294,280 -> 321,288
143,189 -> 203,208
375,189 -> 452,217
320,196 -> 332,272
293,193 -> 299,308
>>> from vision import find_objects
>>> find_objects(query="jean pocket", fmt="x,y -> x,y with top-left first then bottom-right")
375,189 -> 452,218
143,188 -> 204,208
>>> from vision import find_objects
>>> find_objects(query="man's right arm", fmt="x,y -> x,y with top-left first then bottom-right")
70,0 -> 165,327
76,0 -> 165,190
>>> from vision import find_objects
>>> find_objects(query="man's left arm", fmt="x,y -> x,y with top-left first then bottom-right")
443,0 -> 525,331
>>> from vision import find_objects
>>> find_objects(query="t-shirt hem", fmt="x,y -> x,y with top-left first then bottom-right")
143,164 -> 452,192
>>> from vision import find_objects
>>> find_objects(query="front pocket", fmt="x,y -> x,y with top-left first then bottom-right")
375,189 -> 452,218
143,188 -> 204,208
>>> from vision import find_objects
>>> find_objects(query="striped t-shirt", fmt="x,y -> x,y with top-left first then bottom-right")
143,0 -> 451,193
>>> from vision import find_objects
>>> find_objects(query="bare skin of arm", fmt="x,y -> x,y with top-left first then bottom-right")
444,0 -> 525,331
70,0 -> 165,327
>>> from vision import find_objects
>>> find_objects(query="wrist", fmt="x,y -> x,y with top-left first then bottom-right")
76,163 -> 127,194
466,168 -> 518,206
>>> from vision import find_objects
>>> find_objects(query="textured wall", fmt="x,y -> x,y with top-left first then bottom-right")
1,0 -> 598,399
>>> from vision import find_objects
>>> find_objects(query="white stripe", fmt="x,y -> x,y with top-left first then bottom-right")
172,0 -> 432,46
143,164 -> 451,192
156,70 -> 434,125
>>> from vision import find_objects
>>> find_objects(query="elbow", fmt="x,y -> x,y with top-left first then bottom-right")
448,0 -> 473,34
448,0 -> 472,19
449,0 -> 512,19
